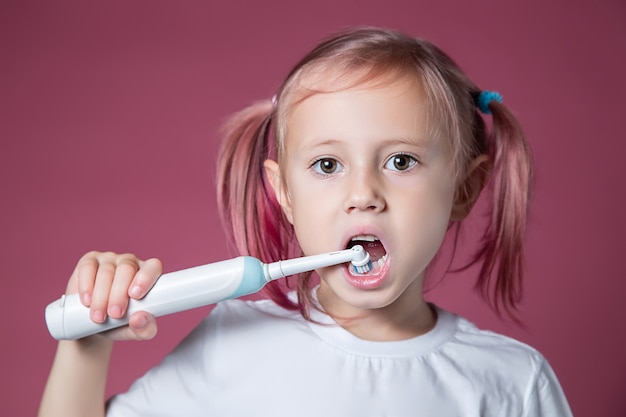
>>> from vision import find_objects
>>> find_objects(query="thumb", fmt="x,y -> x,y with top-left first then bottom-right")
105,311 -> 158,341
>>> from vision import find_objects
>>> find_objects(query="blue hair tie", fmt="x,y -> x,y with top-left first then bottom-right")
475,91 -> 503,114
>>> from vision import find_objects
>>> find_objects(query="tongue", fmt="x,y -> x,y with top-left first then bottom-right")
353,241 -> 386,262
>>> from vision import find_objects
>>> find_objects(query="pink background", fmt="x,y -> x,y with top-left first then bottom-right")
2,1 -> 625,415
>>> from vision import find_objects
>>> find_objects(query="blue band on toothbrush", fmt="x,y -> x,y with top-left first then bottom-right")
229,257 -> 268,299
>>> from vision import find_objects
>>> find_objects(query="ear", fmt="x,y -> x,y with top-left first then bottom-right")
263,159 -> 294,224
451,155 -> 491,221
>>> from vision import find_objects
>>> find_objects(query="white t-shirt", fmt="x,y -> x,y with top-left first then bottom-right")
107,295 -> 573,416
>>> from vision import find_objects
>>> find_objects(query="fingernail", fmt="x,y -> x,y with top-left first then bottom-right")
135,315 -> 148,329
82,293 -> 91,306
92,310 -> 105,323
108,305 -> 122,318
129,285 -> 142,298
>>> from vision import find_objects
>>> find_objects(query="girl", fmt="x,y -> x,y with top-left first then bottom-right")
39,27 -> 573,416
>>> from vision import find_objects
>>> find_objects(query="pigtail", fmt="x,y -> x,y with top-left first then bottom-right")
473,101 -> 533,317
216,100 -> 298,311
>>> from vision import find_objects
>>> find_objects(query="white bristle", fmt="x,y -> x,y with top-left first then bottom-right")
352,263 -> 373,274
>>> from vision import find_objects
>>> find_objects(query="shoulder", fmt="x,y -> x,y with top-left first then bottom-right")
441,307 -> 545,365
440,308 -> 574,408
188,297 -> 306,345
434,307 -> 548,386
433,308 -> 573,415
211,296 -> 303,326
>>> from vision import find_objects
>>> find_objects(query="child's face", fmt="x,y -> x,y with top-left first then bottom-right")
266,76 -> 458,315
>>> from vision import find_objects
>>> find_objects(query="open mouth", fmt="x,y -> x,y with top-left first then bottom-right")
347,235 -> 388,275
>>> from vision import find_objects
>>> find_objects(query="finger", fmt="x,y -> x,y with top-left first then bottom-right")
128,311 -> 158,340
128,258 -> 163,300
104,312 -> 158,341
107,255 -> 140,319
90,258 -> 116,324
74,252 -> 100,307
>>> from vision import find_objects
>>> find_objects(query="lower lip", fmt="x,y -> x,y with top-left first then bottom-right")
342,260 -> 389,290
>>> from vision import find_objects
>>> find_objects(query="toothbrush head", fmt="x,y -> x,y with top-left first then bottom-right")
350,245 -> 372,274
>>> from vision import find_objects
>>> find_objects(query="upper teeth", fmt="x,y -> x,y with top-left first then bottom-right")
351,235 -> 378,242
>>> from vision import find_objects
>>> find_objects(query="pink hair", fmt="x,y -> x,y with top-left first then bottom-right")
216,101 -> 300,312
216,27 -> 532,318
468,102 -> 532,317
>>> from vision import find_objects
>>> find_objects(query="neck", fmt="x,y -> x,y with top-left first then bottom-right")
317,281 -> 437,342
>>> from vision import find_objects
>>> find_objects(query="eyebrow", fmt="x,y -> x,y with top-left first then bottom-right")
302,136 -> 431,152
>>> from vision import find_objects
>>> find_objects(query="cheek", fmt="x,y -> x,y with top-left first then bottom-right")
289,201 -> 333,255
290,181 -> 343,254
284,177 -> 334,252
401,179 -> 456,237
397,189 -> 454,272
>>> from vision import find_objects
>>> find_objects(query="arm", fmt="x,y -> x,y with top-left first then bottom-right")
38,252 -> 162,417
39,338 -> 113,417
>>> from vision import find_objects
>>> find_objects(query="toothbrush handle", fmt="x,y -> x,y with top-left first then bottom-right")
45,257 -> 266,340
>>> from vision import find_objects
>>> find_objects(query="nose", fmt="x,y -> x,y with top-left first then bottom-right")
343,167 -> 386,214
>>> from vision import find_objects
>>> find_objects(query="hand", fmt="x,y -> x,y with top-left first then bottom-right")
66,251 -> 163,341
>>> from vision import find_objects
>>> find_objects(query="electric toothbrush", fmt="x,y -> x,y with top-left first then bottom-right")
45,246 -> 371,340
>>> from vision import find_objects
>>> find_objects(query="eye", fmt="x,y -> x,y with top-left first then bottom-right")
311,158 -> 343,175
384,153 -> 418,172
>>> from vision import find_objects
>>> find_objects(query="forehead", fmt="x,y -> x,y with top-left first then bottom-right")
293,75 -> 425,119
288,62 -> 419,103
285,76 -> 431,150
276,63 -> 438,143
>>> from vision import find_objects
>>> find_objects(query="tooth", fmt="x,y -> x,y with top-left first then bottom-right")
351,235 -> 379,242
